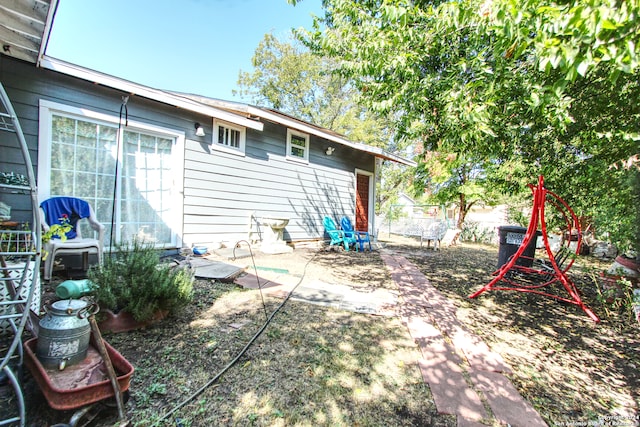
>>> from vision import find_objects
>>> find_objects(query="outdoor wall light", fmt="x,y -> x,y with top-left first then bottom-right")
325,147 -> 335,155
194,123 -> 205,137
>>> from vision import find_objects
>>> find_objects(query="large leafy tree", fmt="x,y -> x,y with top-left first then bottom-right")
236,32 -> 394,148
235,32 -> 414,212
415,152 -> 499,229
292,0 -> 640,251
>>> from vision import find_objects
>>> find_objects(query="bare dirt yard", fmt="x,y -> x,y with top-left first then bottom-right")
17,235 -> 640,426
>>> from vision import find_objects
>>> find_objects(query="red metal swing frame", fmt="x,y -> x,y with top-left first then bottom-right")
469,175 -> 599,322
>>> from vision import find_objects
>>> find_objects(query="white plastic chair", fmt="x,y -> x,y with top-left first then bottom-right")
421,221 -> 448,250
40,197 -> 105,281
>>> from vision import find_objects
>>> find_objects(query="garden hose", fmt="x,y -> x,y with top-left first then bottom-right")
233,240 -> 268,321
151,248 -> 317,426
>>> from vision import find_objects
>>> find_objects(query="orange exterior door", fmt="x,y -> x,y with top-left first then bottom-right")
355,173 -> 370,232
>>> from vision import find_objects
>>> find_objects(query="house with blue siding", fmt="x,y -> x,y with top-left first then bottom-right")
0,50 -> 413,251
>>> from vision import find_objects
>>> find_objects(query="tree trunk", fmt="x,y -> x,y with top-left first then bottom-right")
457,193 -> 467,230
456,194 -> 478,231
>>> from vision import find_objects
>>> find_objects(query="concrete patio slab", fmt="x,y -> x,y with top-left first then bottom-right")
235,273 -> 399,316
234,272 -> 286,289
290,283 -> 343,309
291,280 -> 398,315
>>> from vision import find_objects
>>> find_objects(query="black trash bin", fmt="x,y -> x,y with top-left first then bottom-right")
497,226 -> 540,269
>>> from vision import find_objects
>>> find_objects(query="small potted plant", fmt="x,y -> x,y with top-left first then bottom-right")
598,255 -> 639,298
0,171 -> 29,188
88,237 -> 194,332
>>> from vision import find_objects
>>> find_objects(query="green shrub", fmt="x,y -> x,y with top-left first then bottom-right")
461,220 -> 496,244
88,238 -> 194,322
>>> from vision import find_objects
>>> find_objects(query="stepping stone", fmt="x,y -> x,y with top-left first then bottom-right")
408,317 -> 485,420
394,257 -> 512,374
398,301 -> 431,320
469,369 -> 547,426
405,315 -> 440,339
387,267 -> 414,286
398,287 -> 431,309
379,252 -> 406,274
235,273 -> 282,289
192,258 -> 245,280
407,317 -> 465,366
382,252 -> 544,426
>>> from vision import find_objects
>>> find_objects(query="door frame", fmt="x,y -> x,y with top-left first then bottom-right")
355,168 -> 374,234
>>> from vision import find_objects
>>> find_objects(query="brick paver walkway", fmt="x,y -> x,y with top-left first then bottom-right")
235,249 -> 548,426
380,250 -> 548,427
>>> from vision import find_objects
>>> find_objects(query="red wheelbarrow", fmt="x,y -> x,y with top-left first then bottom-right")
24,333 -> 134,426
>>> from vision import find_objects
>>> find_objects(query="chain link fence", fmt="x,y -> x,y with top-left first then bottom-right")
376,203 -> 513,247
376,204 -> 457,247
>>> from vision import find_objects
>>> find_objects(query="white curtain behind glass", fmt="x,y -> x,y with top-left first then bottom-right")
121,131 -> 173,245
50,114 -> 175,246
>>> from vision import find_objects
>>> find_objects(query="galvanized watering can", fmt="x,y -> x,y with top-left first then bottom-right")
36,299 -> 94,370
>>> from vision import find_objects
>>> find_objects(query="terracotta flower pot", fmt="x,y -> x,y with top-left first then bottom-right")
598,272 -> 634,303
612,256 -> 640,276
97,308 -> 168,333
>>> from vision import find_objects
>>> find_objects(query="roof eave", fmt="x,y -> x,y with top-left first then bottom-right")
242,106 -> 416,166
38,55 -> 264,131
182,97 -> 416,166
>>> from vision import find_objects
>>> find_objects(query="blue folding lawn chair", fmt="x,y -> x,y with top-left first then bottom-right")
341,216 -> 372,251
323,216 -> 356,251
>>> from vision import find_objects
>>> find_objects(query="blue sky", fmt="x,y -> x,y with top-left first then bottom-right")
46,0 -> 323,101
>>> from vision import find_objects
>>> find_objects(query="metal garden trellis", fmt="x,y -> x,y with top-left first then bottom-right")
468,175 -> 599,322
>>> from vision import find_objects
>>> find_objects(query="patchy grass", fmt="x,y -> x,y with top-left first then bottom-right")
24,247 -> 454,426
20,237 -> 638,426
388,236 -> 639,425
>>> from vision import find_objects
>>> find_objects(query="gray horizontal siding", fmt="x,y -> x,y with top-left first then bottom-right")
1,56 -> 377,249
182,119 -> 374,246
1,57 -> 202,225
0,59 -> 43,220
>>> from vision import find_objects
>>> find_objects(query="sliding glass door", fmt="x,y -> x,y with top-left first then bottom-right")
39,100 -> 184,247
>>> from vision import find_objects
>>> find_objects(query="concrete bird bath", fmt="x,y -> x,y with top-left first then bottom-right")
258,217 -> 293,254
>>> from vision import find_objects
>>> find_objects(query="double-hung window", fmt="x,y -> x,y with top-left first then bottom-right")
286,129 -> 309,162
213,119 -> 245,154
38,100 -> 184,248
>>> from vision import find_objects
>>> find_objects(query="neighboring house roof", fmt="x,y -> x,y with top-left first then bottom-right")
398,193 -> 416,205
1,1 -> 415,166
0,0 -> 57,64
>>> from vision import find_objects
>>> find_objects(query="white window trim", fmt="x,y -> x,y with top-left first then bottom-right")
211,118 -> 246,156
286,129 -> 309,163
37,99 -> 185,248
